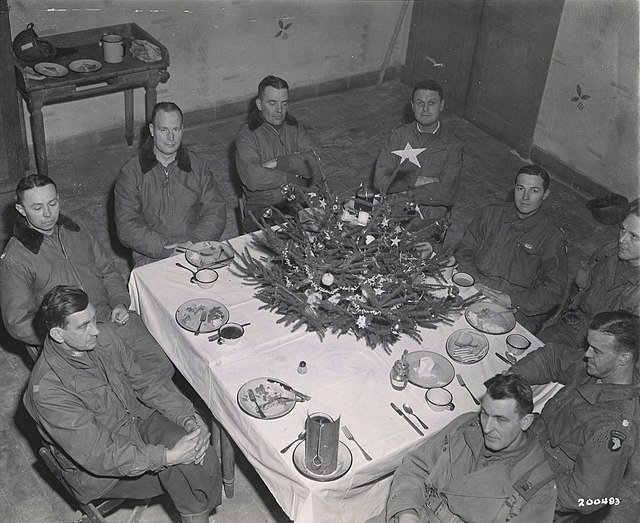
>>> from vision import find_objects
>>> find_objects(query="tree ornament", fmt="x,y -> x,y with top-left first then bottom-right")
262,208 -> 273,219
391,322 -> 403,335
321,273 -> 335,286
286,193 -> 297,202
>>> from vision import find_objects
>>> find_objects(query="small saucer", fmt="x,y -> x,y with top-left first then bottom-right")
292,441 -> 352,482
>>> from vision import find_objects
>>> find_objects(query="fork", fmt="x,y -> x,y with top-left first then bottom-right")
193,311 -> 207,336
456,373 -> 480,405
342,425 -> 372,461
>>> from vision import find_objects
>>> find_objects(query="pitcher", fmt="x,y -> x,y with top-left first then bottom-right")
305,412 -> 340,475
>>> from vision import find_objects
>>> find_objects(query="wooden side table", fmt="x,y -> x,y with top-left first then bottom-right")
14,23 -> 170,176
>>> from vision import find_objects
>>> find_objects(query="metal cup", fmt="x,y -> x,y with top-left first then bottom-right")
100,33 -> 125,63
426,388 -> 455,412
216,323 -> 245,345
190,268 -> 218,289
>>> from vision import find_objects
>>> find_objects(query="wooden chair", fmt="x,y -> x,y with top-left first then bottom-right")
39,446 -> 149,523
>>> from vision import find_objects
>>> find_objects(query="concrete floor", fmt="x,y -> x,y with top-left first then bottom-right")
0,80 -> 632,522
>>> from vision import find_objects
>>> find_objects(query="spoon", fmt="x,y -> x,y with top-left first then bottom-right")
402,404 -> 429,430
280,431 -> 305,454
176,262 -> 197,275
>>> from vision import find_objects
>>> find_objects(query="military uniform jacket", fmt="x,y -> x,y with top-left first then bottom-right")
235,109 -> 319,212
576,242 -> 640,317
116,139 -> 227,266
23,323 -> 195,504
455,202 -> 567,333
387,412 -> 557,523
373,121 -> 463,208
0,215 -> 131,346
511,343 -> 639,515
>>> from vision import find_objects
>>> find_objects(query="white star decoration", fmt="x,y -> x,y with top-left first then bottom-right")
391,236 -> 401,247
356,315 -> 367,328
381,217 -> 390,227
319,198 -> 327,209
392,142 -> 427,168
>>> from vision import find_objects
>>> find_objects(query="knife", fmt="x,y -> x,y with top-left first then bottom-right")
495,352 -> 512,366
266,378 -> 311,401
390,402 -> 424,436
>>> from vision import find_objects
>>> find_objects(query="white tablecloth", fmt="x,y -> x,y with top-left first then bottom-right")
129,234 -> 561,523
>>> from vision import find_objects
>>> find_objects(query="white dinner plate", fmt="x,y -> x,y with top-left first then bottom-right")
237,377 -> 297,419
465,301 -> 516,335
405,350 -> 455,388
69,59 -> 103,73
175,298 -> 229,333
34,62 -> 69,77
186,241 -> 234,269
446,328 -> 489,364
293,441 -> 353,482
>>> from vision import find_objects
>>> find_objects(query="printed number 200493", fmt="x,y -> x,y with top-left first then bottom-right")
578,498 -> 620,507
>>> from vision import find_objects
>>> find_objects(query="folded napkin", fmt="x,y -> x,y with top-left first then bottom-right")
130,38 -> 162,62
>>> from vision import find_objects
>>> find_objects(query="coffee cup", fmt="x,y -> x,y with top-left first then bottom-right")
100,33 -> 125,64
506,334 -> 531,358
191,268 -> 218,289
217,322 -> 245,345
425,387 -> 455,412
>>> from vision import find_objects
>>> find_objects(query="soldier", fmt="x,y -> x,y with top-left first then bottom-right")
511,310 -> 639,520
382,373 -> 557,523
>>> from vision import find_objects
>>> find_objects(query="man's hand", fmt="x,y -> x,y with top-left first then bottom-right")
165,431 -> 200,466
574,260 -> 592,290
262,159 -> 277,169
111,304 -> 129,325
476,284 -> 512,308
184,414 -> 210,466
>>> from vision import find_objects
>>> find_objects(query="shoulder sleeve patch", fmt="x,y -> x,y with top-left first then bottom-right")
608,430 -> 627,452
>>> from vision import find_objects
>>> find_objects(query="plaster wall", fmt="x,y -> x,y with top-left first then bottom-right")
9,0 -> 411,144
533,0 -> 639,197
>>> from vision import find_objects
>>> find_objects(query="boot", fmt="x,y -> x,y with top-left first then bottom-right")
180,509 -> 210,523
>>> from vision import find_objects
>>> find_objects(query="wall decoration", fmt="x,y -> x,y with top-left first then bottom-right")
571,84 -> 590,110
276,18 -> 293,39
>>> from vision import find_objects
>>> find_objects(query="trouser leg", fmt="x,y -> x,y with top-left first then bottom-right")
114,312 -> 175,376
137,412 -> 222,516
537,318 -> 585,349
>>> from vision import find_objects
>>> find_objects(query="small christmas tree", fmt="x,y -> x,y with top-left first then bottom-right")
232,181 -> 468,352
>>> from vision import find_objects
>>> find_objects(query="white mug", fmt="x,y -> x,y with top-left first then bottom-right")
190,268 -> 218,290
426,388 -> 455,412
100,34 -> 125,64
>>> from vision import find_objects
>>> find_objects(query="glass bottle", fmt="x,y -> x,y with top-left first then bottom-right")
354,183 -> 375,211
390,350 -> 409,390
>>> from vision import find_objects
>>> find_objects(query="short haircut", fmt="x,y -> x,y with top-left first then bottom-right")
516,164 -> 550,192
484,373 -> 534,417
151,102 -> 183,126
258,75 -> 289,99
412,80 -> 444,101
36,285 -> 89,333
16,174 -> 57,204
589,310 -> 640,363
626,198 -> 639,218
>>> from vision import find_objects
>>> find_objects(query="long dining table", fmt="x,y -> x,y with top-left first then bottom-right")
128,232 -> 562,523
